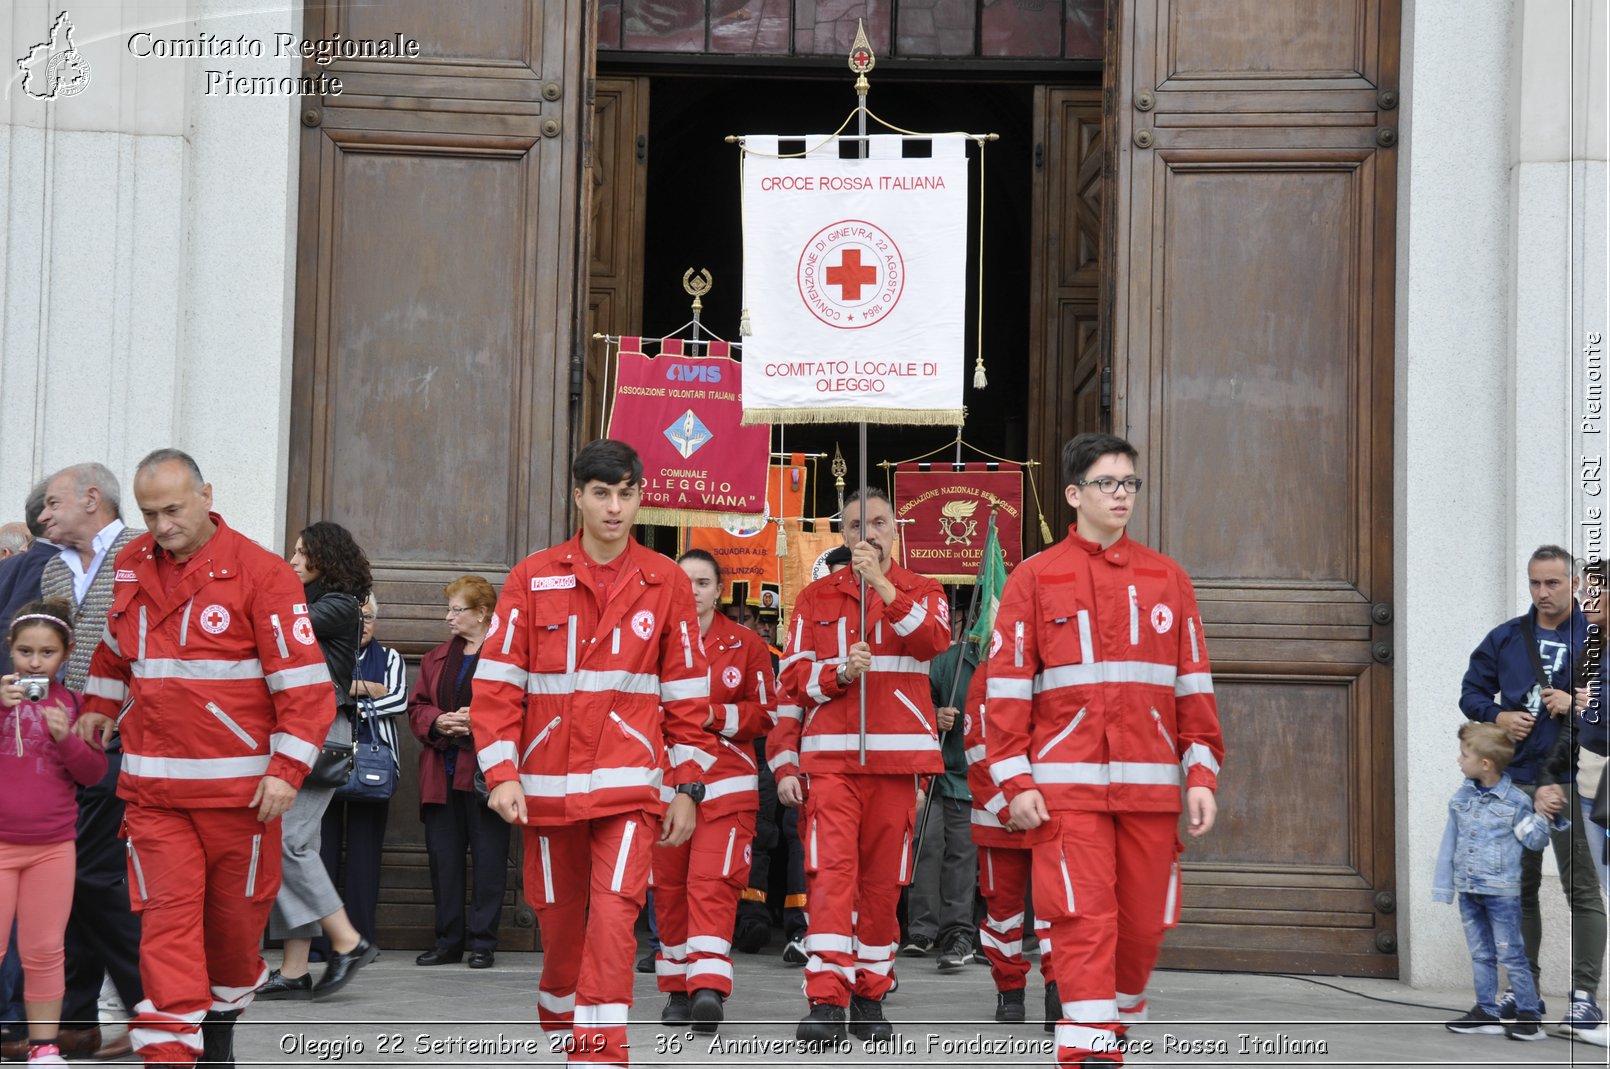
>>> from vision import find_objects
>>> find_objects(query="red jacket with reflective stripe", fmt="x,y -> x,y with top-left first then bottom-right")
960,662 -> 1028,849
983,527 -> 1223,814
769,563 -> 949,779
469,535 -> 714,825
658,616 -> 775,819
81,515 -> 338,808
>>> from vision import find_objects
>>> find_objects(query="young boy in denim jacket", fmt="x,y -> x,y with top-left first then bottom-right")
1434,722 -> 1565,1041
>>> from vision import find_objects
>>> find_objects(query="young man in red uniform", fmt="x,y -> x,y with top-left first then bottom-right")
76,449 -> 337,1068
985,433 -> 1224,1068
472,440 -> 715,1068
652,550 -> 775,1032
770,488 -> 950,1043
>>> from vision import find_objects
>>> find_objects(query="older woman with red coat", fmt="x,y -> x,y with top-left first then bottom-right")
407,575 -> 509,969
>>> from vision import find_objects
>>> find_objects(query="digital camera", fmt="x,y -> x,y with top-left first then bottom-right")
17,676 -> 50,702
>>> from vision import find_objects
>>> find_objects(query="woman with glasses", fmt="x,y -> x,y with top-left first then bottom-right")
315,594 -> 408,959
407,576 -> 509,969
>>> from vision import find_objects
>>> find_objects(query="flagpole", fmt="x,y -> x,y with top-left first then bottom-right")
852,25 -> 872,766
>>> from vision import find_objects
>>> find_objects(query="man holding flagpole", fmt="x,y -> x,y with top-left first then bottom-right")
770,487 -> 950,1044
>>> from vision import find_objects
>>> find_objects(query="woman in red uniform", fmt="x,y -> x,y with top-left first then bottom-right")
654,550 -> 776,1032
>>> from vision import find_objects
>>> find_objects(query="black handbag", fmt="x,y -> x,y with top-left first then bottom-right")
306,713 -> 356,789
1593,773 -> 1609,828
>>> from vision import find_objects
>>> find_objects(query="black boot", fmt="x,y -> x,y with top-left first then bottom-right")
661,992 -> 692,1025
995,988 -> 1026,1023
201,1009 -> 240,1068
1044,981 -> 1059,1034
689,987 -> 724,1033
796,1002 -> 848,1045
848,994 -> 894,1043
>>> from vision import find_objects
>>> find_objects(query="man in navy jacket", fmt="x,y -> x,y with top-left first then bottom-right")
1460,544 -> 1605,1039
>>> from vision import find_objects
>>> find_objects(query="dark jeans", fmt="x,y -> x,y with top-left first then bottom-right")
1518,781 -> 1606,991
316,796 -> 391,948
1459,892 -> 1537,1016
907,795 -> 977,945
422,791 -> 511,954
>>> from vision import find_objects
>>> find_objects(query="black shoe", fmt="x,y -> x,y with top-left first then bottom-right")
849,994 -> 894,1043
1045,981 -> 1060,1034
254,969 -> 313,1000
996,989 -> 1026,1024
1505,1013 -> 1548,1041
637,950 -> 658,974
467,950 -> 495,969
416,948 -> 463,966
1446,1005 -> 1504,1035
796,1002 -> 848,1045
200,1009 -> 239,1067
733,910 -> 771,954
661,992 -> 692,1025
313,938 -> 378,997
690,987 -> 724,1033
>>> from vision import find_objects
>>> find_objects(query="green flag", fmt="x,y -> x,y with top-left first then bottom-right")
966,514 -> 1008,651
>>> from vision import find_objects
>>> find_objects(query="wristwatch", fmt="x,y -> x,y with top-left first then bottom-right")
675,781 -> 706,804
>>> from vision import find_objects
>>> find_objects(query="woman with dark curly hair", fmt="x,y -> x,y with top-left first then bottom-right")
257,521 -> 379,1001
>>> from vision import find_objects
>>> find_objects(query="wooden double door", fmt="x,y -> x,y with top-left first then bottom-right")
291,0 -> 1399,974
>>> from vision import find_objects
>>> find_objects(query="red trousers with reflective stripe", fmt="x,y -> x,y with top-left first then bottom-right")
523,811 -> 656,1067
652,810 -> 755,997
1034,811 -> 1179,1067
800,773 -> 916,1007
977,844 -> 1054,992
123,805 -> 280,1066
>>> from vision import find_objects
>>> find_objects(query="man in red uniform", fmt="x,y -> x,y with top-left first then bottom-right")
770,487 -> 950,1044
76,449 -> 336,1068
985,433 -> 1224,1068
472,440 -> 715,1068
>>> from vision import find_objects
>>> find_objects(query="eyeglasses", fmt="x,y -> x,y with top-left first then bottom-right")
1077,476 -> 1144,495
445,606 -> 475,617
360,614 -> 376,623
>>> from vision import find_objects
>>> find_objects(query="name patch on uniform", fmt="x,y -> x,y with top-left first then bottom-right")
631,610 -> 656,639
199,604 -> 231,635
531,575 -> 577,591
292,617 -> 316,646
722,665 -> 742,690
1150,604 -> 1174,634
115,569 -> 137,583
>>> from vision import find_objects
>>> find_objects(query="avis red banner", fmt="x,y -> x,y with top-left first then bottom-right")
892,464 -> 1023,582
606,338 -> 770,526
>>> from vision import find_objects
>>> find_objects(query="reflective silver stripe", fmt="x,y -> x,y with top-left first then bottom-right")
1151,709 -> 1173,750
1035,708 -> 1086,760
265,663 -> 331,693
1063,998 -> 1119,1022
805,932 -> 853,954
137,606 -> 147,660
475,660 -> 528,688
536,990 -> 574,1014
102,630 -> 120,657
1175,672 -> 1214,696
979,930 -> 1022,956
892,688 -> 933,735
609,819 -> 637,892
270,732 -> 320,768
1128,585 -> 1139,645
791,614 -> 805,658
705,774 -> 759,800
1060,854 -> 1077,911
985,847 -> 998,890
206,703 -> 256,749
836,618 -> 847,659
538,835 -> 555,902
668,743 -> 716,771
987,676 -> 1033,701
518,767 -> 663,796
806,664 -> 831,706
84,676 -> 129,702
245,834 -> 261,896
875,619 -> 883,645
680,620 -> 693,669
609,712 -> 657,761
565,615 -> 577,673
1014,621 -> 1024,667
1182,743 -> 1221,775
269,614 -> 288,659
688,934 -> 732,956
757,671 -> 768,706
722,827 -> 736,876
612,626 -> 621,656
501,608 -> 519,655
1037,660 -> 1177,692
477,739 -> 518,771
128,839 -> 148,900
780,648 -> 817,670
661,675 -> 709,703
800,733 -> 938,753
1163,862 -> 1179,924
767,749 -> 799,772
132,658 -> 264,682
179,598 -> 194,647
527,669 -> 658,697
1188,616 -> 1200,662
898,829 -> 910,882
809,818 -> 818,869
124,753 -> 271,779
870,655 -> 926,674
891,599 -> 926,636
982,790 -> 1007,815
575,1003 -> 630,1027
1033,760 -> 1182,786
989,754 -> 1032,785
964,743 -> 987,766
720,704 -> 741,737
1077,610 -> 1094,664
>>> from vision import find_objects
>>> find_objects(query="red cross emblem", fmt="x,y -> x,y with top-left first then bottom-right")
199,604 -> 231,635
826,248 -> 877,302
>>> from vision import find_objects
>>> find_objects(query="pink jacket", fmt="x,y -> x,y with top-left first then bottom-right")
0,682 -> 107,844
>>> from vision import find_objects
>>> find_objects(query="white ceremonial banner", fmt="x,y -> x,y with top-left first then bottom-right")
740,133 -> 969,426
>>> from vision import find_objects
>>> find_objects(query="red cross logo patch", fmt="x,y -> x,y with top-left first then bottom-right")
631,610 -> 656,640
1150,604 -> 1174,635
989,628 -> 1003,659
292,617 -> 316,646
199,604 -> 230,635
797,219 -> 905,330
722,665 -> 742,691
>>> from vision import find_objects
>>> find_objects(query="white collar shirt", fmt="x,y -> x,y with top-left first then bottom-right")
59,518 -> 126,604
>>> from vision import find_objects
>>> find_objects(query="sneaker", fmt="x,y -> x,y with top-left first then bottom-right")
1044,981 -> 1059,1034
936,933 -> 974,972
796,1002 -> 848,1045
848,994 -> 893,1042
1445,1006 -> 1504,1035
899,937 -> 933,958
1496,988 -> 1545,1020
1559,989 -> 1606,1038
661,992 -> 692,1026
25,1045 -> 66,1066
1505,1013 -> 1548,1041
782,938 -> 809,966
995,989 -> 1026,1024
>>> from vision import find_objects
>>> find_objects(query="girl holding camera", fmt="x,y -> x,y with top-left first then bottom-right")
0,600 -> 107,1065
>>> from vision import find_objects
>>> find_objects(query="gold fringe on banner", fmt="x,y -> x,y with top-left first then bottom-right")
741,407 -> 965,428
638,508 -> 767,529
